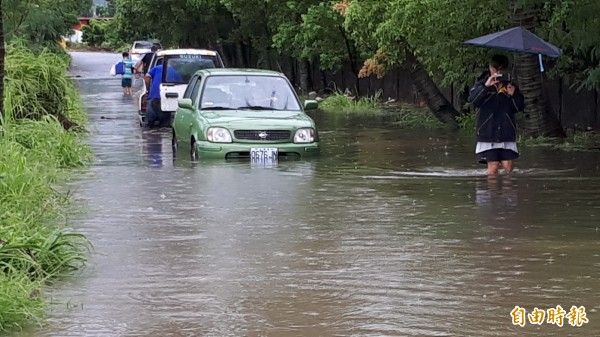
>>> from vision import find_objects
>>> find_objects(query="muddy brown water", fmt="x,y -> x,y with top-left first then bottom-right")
11,52 -> 600,337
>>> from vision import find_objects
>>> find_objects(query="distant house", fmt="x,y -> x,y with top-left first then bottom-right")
73,17 -> 93,31
68,17 -> 112,43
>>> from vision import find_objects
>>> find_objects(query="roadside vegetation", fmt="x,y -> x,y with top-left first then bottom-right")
80,19 -> 130,52
318,91 -> 446,129
319,90 -> 382,114
389,105 -> 446,129
1,5 -> 93,330
519,131 -> 600,151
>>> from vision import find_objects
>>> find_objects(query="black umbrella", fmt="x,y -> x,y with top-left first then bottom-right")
465,26 -> 562,72
465,26 -> 562,57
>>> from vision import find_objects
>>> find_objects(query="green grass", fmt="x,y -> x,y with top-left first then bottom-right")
389,104 -> 446,129
319,90 -> 382,114
0,45 -> 92,332
318,92 -> 447,129
519,131 -> 600,151
4,45 -> 88,127
0,273 -> 45,331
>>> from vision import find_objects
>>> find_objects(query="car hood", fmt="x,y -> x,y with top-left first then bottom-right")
200,110 -> 315,129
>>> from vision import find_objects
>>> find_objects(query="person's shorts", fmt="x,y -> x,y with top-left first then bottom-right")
478,149 -> 519,164
121,78 -> 132,88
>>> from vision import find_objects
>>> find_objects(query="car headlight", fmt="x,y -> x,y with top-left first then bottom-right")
293,128 -> 315,143
207,127 -> 232,143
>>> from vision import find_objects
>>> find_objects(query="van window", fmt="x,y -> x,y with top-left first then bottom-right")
162,54 -> 223,84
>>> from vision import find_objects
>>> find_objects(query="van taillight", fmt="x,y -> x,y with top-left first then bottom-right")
141,94 -> 148,111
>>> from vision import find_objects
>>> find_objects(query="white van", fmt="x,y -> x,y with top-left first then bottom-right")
138,49 -> 225,127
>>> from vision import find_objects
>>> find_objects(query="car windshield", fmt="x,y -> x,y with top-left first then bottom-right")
200,75 -> 301,111
162,55 -> 222,84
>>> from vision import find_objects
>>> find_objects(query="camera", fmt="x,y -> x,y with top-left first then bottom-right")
495,70 -> 512,83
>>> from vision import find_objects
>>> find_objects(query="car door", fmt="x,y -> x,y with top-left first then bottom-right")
175,75 -> 202,146
160,55 -> 188,113
161,53 -> 223,113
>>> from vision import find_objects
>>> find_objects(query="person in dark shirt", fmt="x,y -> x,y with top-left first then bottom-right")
135,45 -> 159,75
468,54 -> 525,175
143,64 -> 183,128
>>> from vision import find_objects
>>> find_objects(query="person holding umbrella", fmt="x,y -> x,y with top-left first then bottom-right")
468,54 -> 525,175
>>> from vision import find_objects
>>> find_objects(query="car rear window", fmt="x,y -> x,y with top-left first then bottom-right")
134,41 -> 160,49
162,54 -> 224,84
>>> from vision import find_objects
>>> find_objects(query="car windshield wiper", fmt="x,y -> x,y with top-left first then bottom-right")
200,106 -> 236,110
236,106 -> 281,111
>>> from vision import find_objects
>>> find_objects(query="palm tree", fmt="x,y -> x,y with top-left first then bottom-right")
510,1 -> 565,137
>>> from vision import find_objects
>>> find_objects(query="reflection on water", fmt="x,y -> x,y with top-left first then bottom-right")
141,130 -> 165,168
11,53 -> 600,337
476,175 -> 518,211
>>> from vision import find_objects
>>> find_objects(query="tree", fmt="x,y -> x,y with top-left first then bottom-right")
4,0 -> 92,46
96,0 -> 117,17
344,0 -> 467,127
273,1 -> 360,93
115,0 -> 231,55
542,0 -> 600,90
510,0 -> 564,137
81,19 -> 109,47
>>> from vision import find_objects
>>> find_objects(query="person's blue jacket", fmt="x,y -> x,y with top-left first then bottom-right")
468,72 -> 525,143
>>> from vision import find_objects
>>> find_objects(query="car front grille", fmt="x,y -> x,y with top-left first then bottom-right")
234,130 -> 291,141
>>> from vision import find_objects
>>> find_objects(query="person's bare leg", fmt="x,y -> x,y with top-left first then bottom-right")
501,160 -> 514,173
487,161 -> 500,175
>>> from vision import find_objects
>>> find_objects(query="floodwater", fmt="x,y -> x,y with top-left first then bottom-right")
11,52 -> 600,337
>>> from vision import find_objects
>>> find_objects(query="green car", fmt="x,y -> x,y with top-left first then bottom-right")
172,68 -> 320,161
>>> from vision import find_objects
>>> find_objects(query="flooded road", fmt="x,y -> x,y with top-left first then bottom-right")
13,52 -> 600,336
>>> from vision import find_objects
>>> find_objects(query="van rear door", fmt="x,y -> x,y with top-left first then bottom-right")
160,53 -> 224,112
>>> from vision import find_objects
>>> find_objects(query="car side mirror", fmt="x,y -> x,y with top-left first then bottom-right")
304,100 -> 319,110
178,98 -> 193,109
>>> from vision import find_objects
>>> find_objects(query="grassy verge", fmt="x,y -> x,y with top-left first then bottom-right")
317,91 -> 446,129
0,45 -> 92,332
519,131 -> 600,151
319,90 -> 382,114
387,104 -> 446,129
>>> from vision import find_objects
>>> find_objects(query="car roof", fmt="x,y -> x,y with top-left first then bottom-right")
199,68 -> 285,77
156,49 -> 219,57
132,40 -> 161,45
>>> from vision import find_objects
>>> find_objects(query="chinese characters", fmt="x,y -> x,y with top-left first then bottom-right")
511,305 -> 588,327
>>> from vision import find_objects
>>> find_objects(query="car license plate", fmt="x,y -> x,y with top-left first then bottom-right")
251,148 -> 278,163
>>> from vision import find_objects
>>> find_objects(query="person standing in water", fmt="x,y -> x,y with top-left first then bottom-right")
120,52 -> 136,96
468,54 -> 525,175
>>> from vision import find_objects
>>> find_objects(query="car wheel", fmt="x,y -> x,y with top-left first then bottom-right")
190,139 -> 199,162
171,128 -> 178,154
